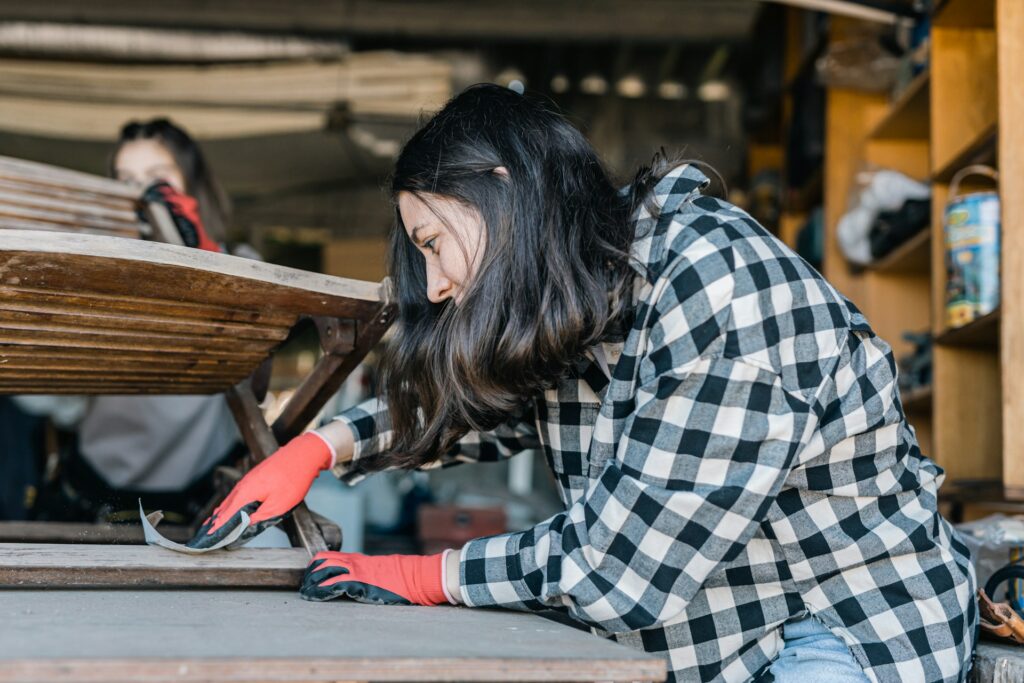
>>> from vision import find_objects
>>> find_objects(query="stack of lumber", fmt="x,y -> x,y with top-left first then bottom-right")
0,52 -> 451,140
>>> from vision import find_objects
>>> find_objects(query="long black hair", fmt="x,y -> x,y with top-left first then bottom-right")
110,118 -> 231,243
375,84 -> 671,469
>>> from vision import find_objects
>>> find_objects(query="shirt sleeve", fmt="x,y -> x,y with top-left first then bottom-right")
458,234 -> 824,633
331,397 -> 541,484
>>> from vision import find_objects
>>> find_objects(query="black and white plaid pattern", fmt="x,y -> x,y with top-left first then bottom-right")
334,165 -> 976,682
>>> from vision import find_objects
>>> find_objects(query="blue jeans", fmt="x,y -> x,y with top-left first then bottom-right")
769,616 -> 869,682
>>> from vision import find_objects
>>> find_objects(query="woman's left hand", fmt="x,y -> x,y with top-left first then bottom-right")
300,551 -> 453,606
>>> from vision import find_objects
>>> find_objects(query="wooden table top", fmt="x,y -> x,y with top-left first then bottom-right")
0,589 -> 666,683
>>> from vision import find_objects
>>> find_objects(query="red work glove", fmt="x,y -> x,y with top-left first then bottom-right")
141,181 -> 221,252
301,551 -> 451,606
187,432 -> 336,549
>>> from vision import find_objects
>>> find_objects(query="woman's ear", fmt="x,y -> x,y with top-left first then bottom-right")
492,166 -> 510,178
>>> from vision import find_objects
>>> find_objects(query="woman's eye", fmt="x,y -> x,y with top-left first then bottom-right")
423,237 -> 438,254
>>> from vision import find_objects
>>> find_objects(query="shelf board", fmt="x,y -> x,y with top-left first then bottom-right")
935,308 -> 1000,347
932,121 -> 998,182
901,385 -> 933,413
932,0 -> 996,28
868,229 -> 931,275
869,70 -> 931,141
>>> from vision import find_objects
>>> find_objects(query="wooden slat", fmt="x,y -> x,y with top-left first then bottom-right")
0,359 -> 251,376
1,286 -> 297,327
0,326 -> 276,354
0,215 -> 138,237
0,380 -> 237,392
0,177 -> 137,212
0,188 -> 139,224
0,345 -> 256,369
0,202 -> 142,233
0,543 -> 307,588
1000,0 -> 1024,499
0,230 -> 381,317
0,155 -> 138,200
0,304 -> 289,341
0,370 -> 249,384
0,520 -> 190,544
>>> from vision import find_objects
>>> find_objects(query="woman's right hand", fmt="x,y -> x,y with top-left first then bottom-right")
186,430 -> 342,549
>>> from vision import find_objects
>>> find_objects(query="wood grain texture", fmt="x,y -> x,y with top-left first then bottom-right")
0,543 -> 307,588
0,521 -> 190,544
999,0 -> 1024,498
0,230 -> 384,394
930,26 -> 998,177
0,590 -> 666,682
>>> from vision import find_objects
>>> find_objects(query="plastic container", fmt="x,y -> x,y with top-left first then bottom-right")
944,165 -> 1000,328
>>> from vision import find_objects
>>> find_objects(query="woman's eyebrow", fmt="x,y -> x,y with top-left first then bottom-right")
410,224 -> 429,245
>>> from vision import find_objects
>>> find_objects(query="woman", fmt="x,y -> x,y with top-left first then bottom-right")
24,119 -> 242,523
192,85 -> 976,682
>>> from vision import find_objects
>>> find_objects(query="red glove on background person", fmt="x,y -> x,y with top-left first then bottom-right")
142,181 -> 221,252
301,551 -> 455,606
187,432 -> 336,549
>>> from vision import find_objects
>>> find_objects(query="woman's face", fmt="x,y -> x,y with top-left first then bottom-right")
398,191 -> 486,305
114,139 -> 186,192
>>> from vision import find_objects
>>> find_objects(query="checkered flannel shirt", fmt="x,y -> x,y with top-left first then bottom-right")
333,164 -> 977,682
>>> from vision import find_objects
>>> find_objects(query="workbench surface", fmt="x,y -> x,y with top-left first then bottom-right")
0,589 -> 666,682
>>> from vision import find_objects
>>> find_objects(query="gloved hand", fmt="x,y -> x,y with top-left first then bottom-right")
141,181 -> 221,252
187,432 -> 336,549
301,551 -> 451,606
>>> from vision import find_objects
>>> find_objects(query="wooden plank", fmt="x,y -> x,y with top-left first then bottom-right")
0,216 -> 138,238
0,230 -> 382,316
0,307 -> 287,341
0,155 -> 138,200
999,0 -> 1024,499
0,0 -> 755,42
0,521 -> 190,544
0,286 -> 297,326
0,326 -> 276,354
0,188 -> 139,224
0,543 -> 307,588
0,590 -> 666,682
0,177 -> 137,212
0,200 -> 140,233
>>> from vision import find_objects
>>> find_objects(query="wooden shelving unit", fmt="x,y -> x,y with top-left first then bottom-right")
812,0 -> 1022,507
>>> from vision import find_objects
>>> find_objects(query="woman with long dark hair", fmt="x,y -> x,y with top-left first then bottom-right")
192,86 -> 976,682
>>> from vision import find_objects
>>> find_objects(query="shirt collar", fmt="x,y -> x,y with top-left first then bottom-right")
626,163 -> 710,279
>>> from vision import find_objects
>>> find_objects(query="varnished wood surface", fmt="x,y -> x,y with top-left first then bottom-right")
0,589 -> 666,682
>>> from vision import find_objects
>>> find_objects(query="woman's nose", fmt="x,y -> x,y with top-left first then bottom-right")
426,264 -> 454,304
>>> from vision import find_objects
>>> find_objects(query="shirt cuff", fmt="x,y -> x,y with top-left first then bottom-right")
458,532 -> 533,609
440,548 -> 458,605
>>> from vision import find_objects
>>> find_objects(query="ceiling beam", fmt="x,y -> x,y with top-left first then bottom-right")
0,1 -> 759,43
